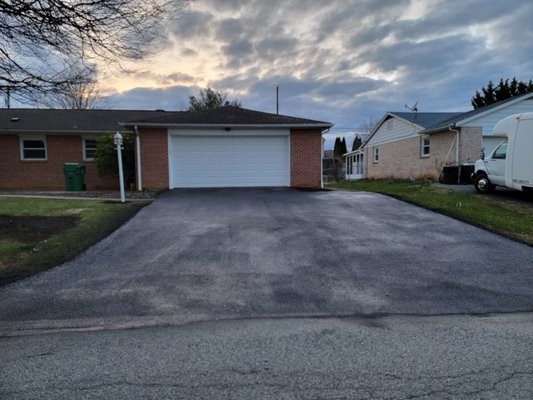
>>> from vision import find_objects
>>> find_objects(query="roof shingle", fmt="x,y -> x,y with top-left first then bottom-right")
122,106 -> 332,127
0,109 -> 168,133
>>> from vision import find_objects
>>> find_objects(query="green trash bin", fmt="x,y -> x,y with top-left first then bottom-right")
63,163 -> 86,191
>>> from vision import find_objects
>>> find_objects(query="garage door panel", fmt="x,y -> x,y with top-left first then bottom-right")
171,135 -> 289,188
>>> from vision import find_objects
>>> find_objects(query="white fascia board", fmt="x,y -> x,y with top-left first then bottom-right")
418,126 -> 452,135
455,92 -> 533,126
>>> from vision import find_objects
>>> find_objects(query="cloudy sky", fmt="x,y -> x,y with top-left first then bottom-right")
100,0 -> 532,148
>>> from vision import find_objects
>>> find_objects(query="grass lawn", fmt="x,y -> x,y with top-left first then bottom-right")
0,197 -> 148,285
329,180 -> 533,246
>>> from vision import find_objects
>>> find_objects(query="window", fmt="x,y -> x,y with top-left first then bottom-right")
373,147 -> 379,163
492,142 -> 507,159
421,135 -> 430,157
20,136 -> 46,160
83,138 -> 98,160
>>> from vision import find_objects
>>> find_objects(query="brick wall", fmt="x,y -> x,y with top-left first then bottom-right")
138,129 -> 168,190
0,134 -> 116,190
290,129 -> 322,188
365,131 -> 457,180
459,127 -> 482,163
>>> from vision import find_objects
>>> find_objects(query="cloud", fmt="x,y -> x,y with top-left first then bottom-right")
104,86 -> 193,111
99,0 -> 533,147
167,10 -> 214,39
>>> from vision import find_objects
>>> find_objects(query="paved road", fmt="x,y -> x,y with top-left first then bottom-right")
0,188 -> 532,334
1,314 -> 532,399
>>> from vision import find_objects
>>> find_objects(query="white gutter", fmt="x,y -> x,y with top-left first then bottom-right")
134,125 -> 142,191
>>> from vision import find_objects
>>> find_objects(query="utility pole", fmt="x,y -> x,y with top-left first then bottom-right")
276,85 -> 279,114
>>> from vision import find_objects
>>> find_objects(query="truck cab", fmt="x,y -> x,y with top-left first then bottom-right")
472,113 -> 533,194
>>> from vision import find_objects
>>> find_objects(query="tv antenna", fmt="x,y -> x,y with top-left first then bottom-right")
404,101 -> 418,112
405,101 -> 418,123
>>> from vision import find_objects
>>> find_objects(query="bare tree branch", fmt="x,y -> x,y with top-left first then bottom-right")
0,0 -> 191,103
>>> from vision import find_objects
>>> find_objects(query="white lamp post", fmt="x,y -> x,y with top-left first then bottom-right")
114,132 -> 126,203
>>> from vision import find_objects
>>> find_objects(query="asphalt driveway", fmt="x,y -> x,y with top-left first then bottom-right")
0,188 -> 532,333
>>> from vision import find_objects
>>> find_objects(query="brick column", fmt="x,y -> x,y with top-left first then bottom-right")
290,129 -> 322,188
139,129 -> 169,190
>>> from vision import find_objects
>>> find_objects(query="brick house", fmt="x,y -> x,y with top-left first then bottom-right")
344,93 -> 533,180
0,106 -> 332,190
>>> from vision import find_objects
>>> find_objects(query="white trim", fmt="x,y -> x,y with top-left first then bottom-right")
134,126 -> 142,191
456,92 -> 533,126
168,128 -> 290,137
19,135 -> 47,161
82,136 -> 98,161
167,132 -> 173,189
420,135 -> 430,157
288,133 -> 292,187
373,147 -> 379,163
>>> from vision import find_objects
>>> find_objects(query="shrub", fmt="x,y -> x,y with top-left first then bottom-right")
94,132 -> 136,186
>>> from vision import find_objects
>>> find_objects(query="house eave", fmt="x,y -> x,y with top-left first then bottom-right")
120,122 -> 333,130
454,92 -> 533,126
418,125 -> 456,135
0,128 -> 132,134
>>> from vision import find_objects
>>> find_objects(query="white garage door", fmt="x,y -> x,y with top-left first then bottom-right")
170,135 -> 290,188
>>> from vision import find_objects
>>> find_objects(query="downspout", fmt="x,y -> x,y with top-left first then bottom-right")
134,125 -> 142,191
448,125 -> 460,183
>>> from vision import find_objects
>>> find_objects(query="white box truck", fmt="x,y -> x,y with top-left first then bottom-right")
472,112 -> 533,194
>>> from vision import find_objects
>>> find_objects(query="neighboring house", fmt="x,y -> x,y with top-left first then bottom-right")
0,106 -> 332,190
345,92 -> 533,180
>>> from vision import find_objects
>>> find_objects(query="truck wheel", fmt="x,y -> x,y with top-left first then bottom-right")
474,174 -> 494,194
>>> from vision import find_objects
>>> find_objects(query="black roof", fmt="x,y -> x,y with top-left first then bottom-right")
0,109 -> 168,133
122,106 -> 332,127
0,106 -> 332,133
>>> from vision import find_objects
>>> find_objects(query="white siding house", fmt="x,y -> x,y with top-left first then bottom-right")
345,92 -> 533,181
461,96 -> 533,155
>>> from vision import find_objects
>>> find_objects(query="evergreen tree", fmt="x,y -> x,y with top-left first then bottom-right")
495,79 -> 510,101
340,138 -> 347,155
509,77 -> 519,96
481,80 -> 496,105
351,136 -> 362,151
471,77 -> 533,109
333,137 -> 342,158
